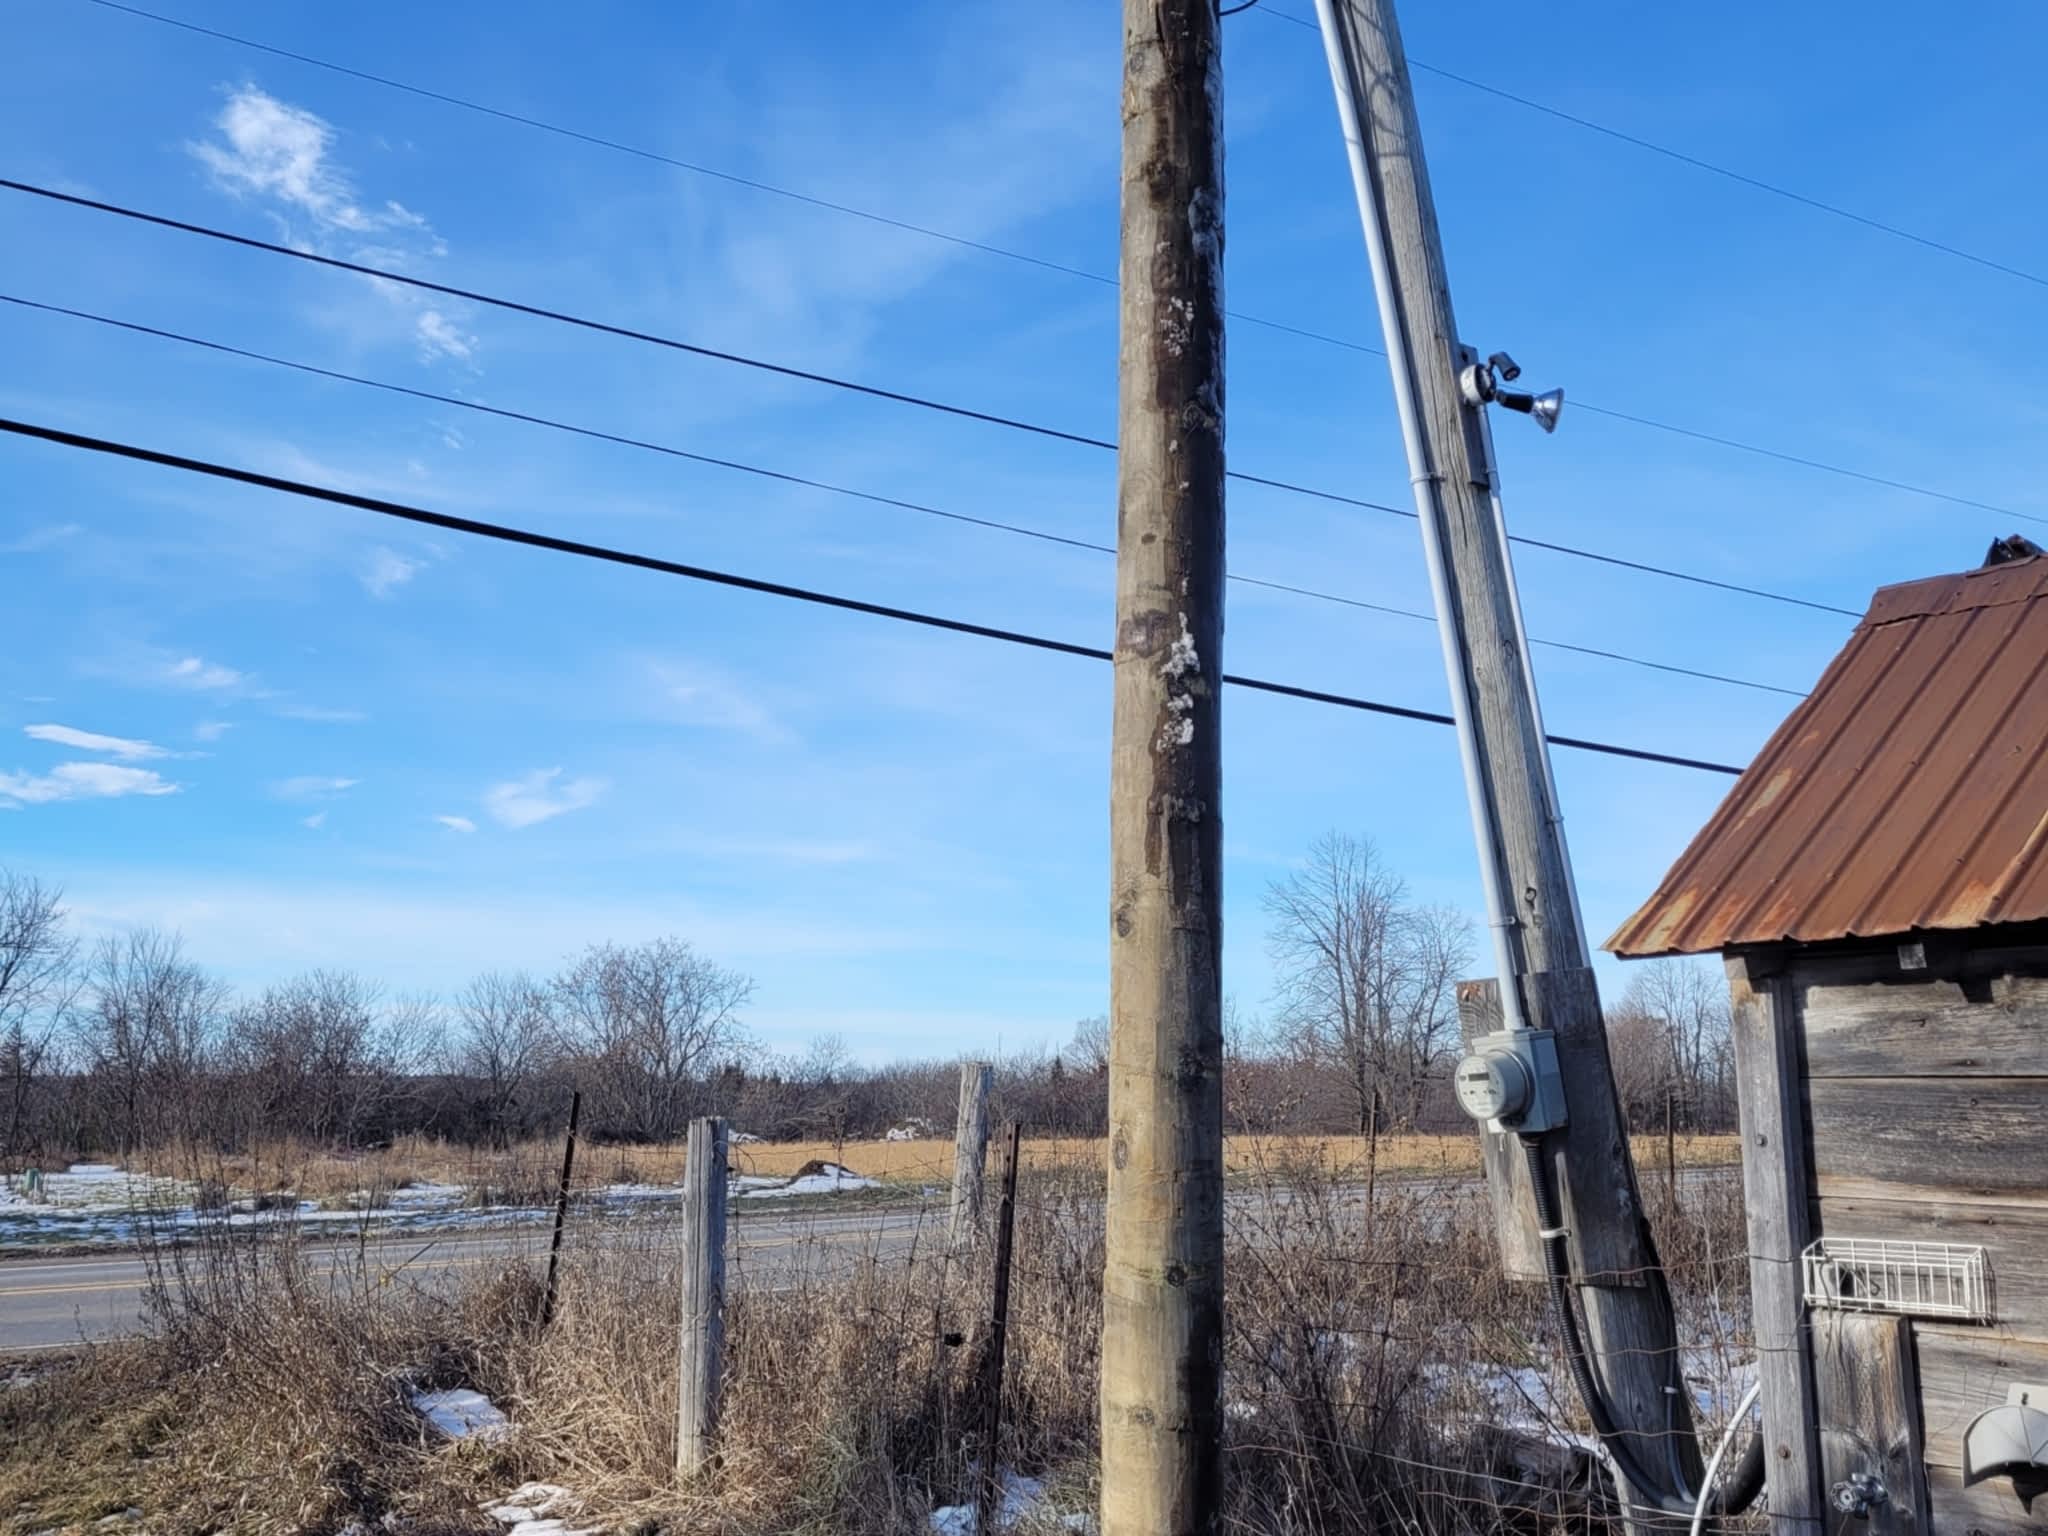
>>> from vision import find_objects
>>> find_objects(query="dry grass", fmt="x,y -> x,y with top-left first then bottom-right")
2,1147 -> 1757,1536
148,1131 -> 1739,1205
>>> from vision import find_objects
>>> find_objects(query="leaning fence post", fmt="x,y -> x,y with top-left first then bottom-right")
676,1115 -> 728,1479
539,1088 -> 581,1329
950,1061 -> 993,1252
976,1121 -> 1023,1534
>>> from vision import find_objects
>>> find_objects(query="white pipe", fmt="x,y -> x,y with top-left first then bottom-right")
1472,400 -> 1590,958
1690,1378 -> 1762,1536
1310,0 -> 1526,1030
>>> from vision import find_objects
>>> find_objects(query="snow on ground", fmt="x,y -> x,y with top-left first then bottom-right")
383,1181 -> 466,1209
738,1163 -> 878,1200
481,1482 -> 598,1536
928,1471 -> 1092,1535
1,1157 -> 889,1251
411,1387 -> 510,1442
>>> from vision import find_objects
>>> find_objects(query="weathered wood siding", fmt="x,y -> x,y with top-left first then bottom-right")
1784,944 -> 2048,1535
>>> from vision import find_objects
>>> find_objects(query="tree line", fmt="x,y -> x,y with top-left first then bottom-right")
0,843 -> 1734,1165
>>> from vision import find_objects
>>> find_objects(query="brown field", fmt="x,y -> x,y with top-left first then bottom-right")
1,1139 -> 1757,1535
167,1130 -> 1739,1204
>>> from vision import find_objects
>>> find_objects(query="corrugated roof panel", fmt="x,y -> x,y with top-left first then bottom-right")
1607,554 -> 2048,957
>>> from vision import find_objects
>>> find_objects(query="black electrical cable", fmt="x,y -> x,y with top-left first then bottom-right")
1254,4 -> 2048,295
0,177 -> 1865,622
71,0 -> 1371,358
0,413 -> 1750,776
0,292 -> 1811,701
62,3 -> 2043,524
1519,1134 -> 1763,1518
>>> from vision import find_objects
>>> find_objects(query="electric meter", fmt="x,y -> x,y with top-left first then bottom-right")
1454,1029 -> 1567,1134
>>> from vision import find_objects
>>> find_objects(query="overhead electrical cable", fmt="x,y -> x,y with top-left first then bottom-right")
0,178 -> 1864,620
63,0 -> 2046,519
0,413 -> 1751,777
0,291 -> 1811,701
1253,2 -> 2048,293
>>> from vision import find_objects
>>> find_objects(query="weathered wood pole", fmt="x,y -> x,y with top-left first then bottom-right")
1727,953 -> 1823,1531
539,1087 -> 581,1329
675,1115 -> 728,1479
950,1061 -> 993,1253
1102,0 -> 1227,1529
1313,0 -> 1698,1524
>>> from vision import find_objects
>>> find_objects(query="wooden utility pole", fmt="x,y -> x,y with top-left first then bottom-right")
675,1115 -> 728,1480
1102,0 -> 1227,1530
1311,0 -> 1697,1525
950,1061 -> 993,1253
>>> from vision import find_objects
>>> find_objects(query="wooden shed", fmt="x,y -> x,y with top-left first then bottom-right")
1608,543 -> 2048,1535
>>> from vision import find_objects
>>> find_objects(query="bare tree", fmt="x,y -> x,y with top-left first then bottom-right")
78,929 -> 225,1154
1617,957 -> 1733,1131
553,938 -> 752,1142
1069,1015 -> 1110,1076
221,970 -> 423,1147
0,871 -> 79,1159
452,972 -> 554,1147
1263,833 -> 1473,1134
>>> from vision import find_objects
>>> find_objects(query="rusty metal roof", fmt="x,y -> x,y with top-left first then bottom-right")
1607,553 -> 2048,957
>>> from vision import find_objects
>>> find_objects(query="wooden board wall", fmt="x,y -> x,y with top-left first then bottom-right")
1813,1311 -> 1930,1536
1915,1325 -> 2048,1535
1798,962 -> 2048,1322
1789,951 -> 2048,1532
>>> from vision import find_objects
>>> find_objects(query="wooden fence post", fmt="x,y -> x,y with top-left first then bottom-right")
676,1115 -> 728,1479
539,1087 -> 581,1329
951,1061 -> 993,1252
977,1122 -> 1024,1533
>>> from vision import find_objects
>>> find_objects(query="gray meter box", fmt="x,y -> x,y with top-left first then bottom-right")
1455,1028 -> 1568,1135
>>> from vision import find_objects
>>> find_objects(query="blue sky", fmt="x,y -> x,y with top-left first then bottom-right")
3,0 -> 2044,1059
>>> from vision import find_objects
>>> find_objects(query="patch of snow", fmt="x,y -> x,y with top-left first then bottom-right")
929,1471 -> 1047,1535
386,1181 -> 466,1209
482,1481 -> 596,1536
738,1163 -> 878,1200
411,1386 -> 509,1441
593,1182 -> 679,1201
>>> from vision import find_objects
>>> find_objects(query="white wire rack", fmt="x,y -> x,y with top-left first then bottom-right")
1802,1236 -> 1991,1322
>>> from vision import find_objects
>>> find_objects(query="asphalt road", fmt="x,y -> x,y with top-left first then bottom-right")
1,1168 -> 1736,1356
0,1205 -> 941,1355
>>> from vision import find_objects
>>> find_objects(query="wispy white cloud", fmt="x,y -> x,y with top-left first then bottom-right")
0,762 -> 180,806
302,811 -> 328,830
361,545 -> 422,599
190,86 -> 477,369
165,655 -> 245,691
483,768 -> 606,829
435,814 -> 477,834
192,86 -> 418,238
414,310 -> 475,364
0,523 -> 80,555
23,723 -> 167,761
273,775 -> 359,801
645,657 -> 789,742
275,704 -> 367,724
194,720 -> 233,743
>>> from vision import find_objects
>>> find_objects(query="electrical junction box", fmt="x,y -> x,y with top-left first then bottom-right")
1455,1029 -> 1568,1135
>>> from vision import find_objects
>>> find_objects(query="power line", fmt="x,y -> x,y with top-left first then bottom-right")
62,0 -> 2043,523
0,412 -> 1749,776
1257,3 -> 2048,293
71,0 -> 1372,360
0,177 -> 1863,620
0,291 -> 1811,700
